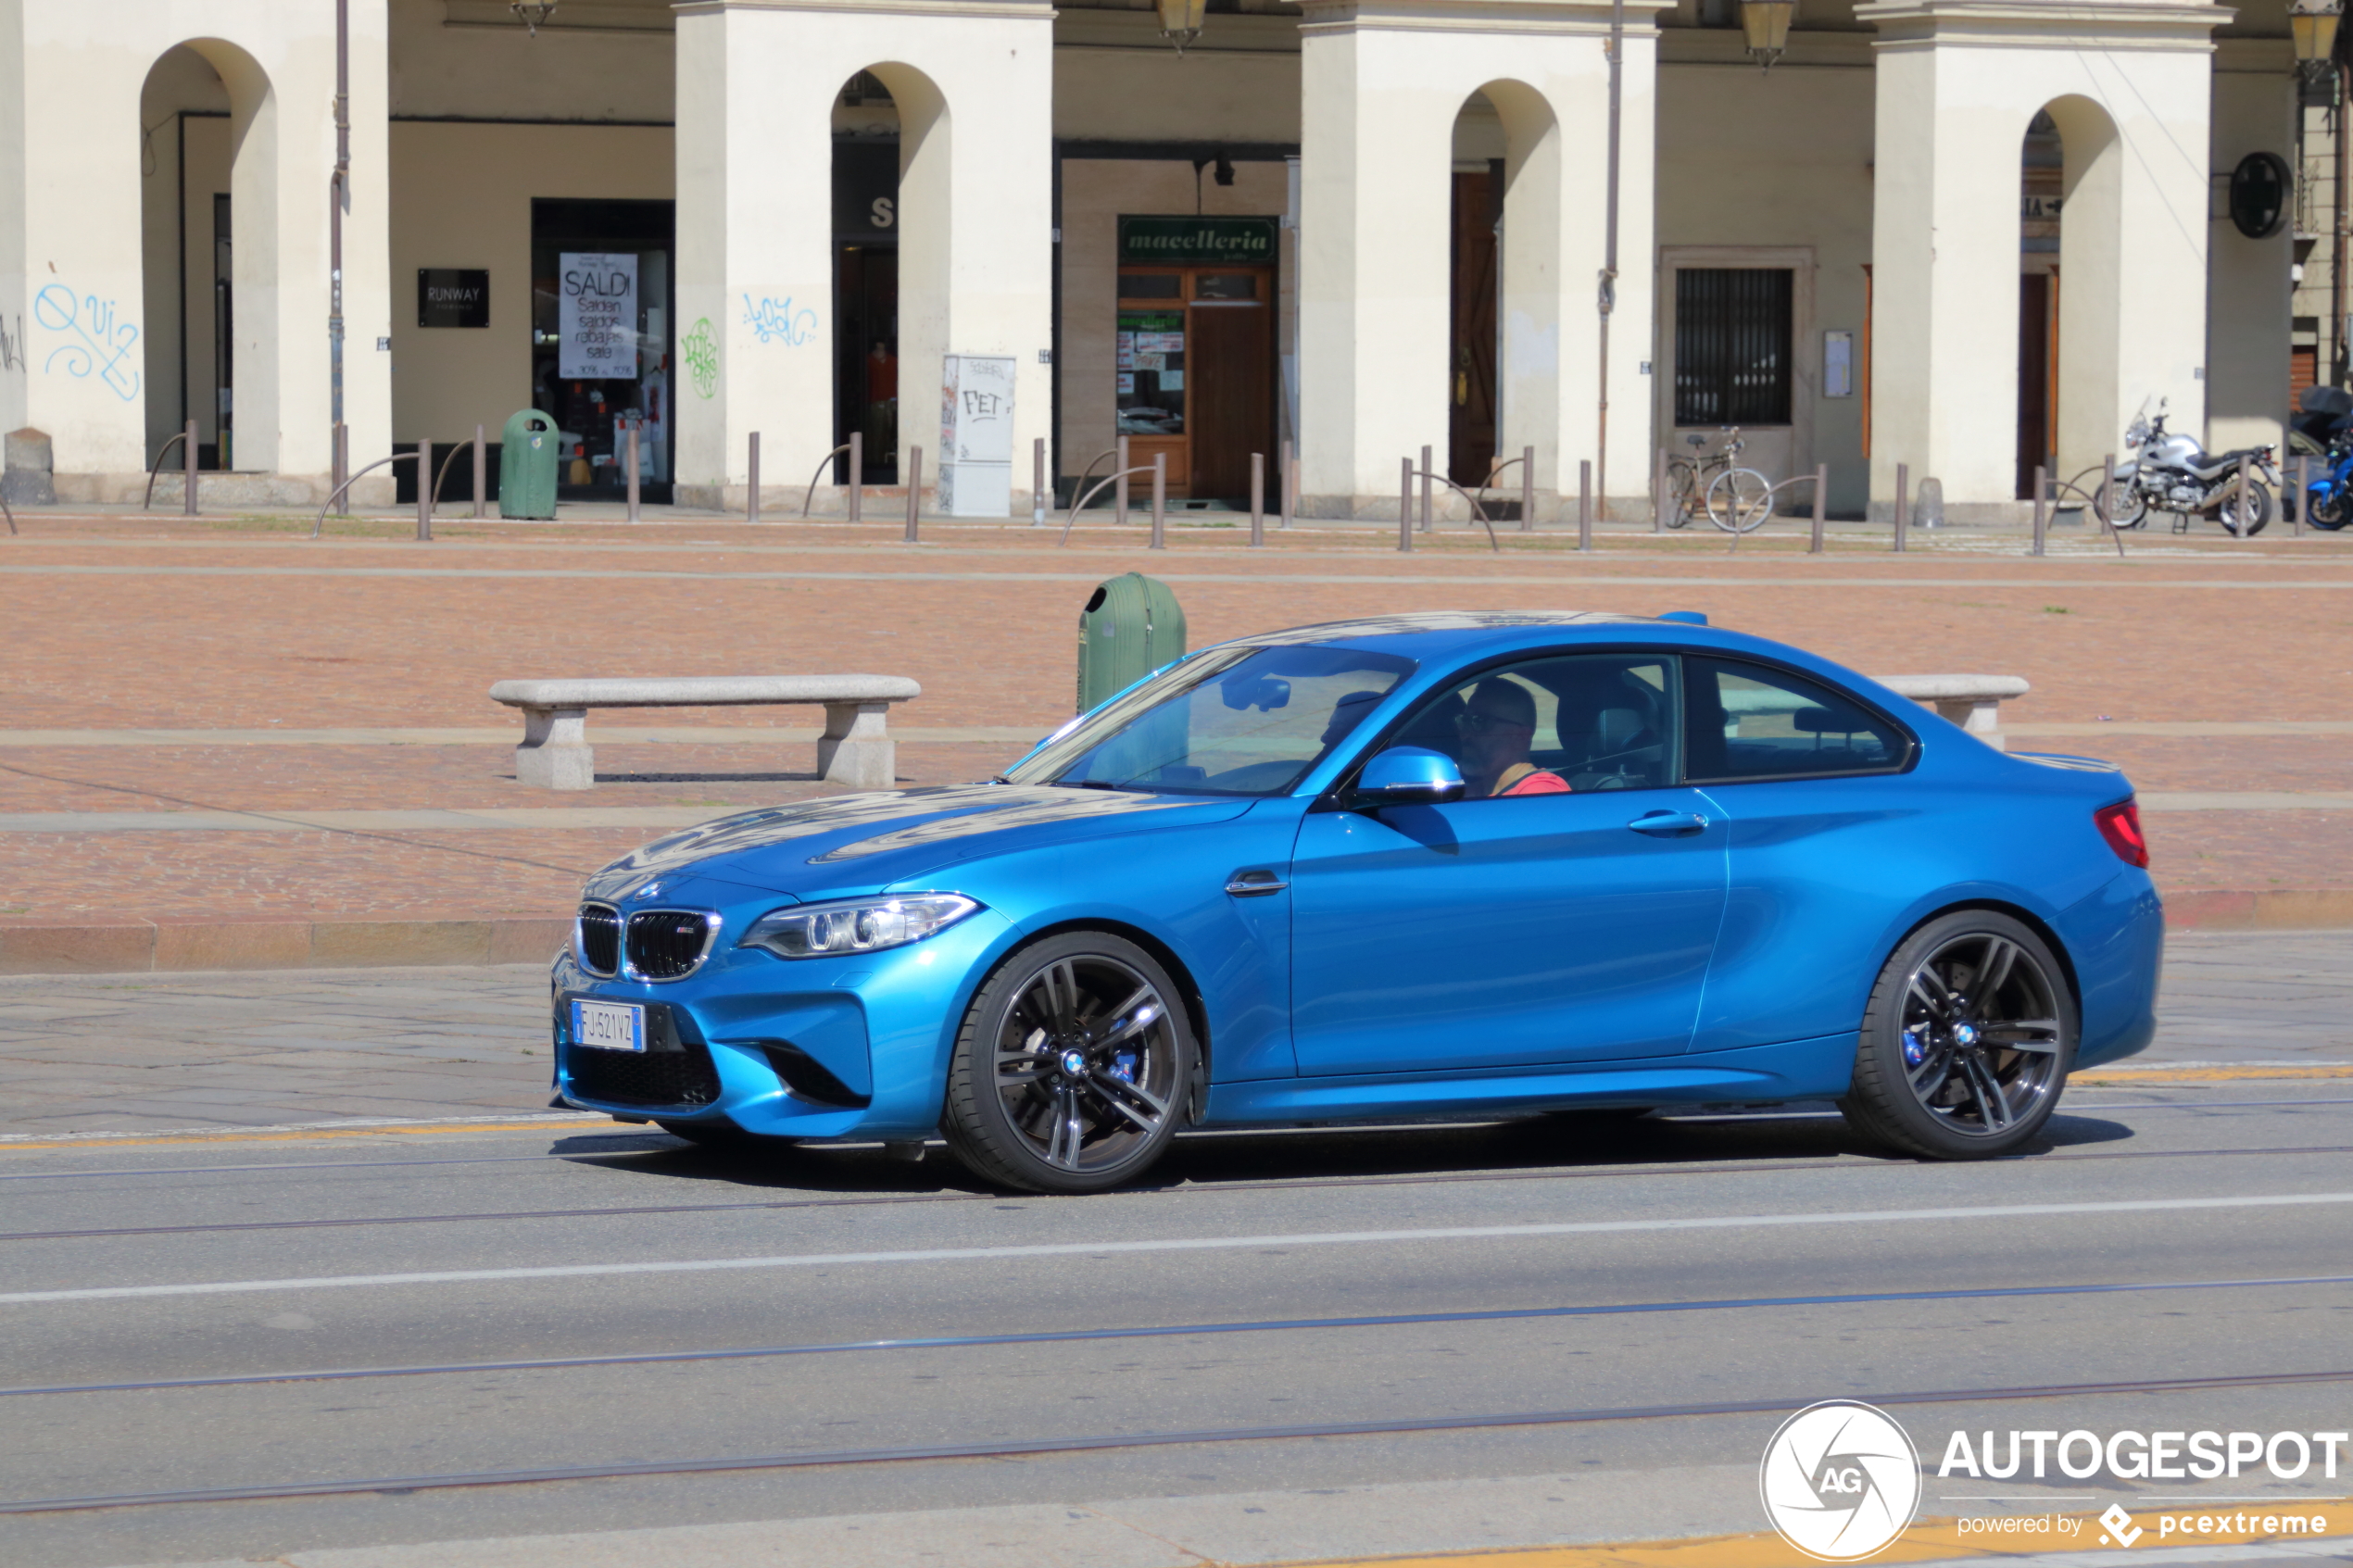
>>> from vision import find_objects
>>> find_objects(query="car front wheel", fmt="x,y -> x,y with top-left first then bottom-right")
1840,911 -> 2075,1160
942,932 -> 1194,1193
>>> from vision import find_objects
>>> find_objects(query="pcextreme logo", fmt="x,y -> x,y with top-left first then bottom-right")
1759,1400 -> 1923,1562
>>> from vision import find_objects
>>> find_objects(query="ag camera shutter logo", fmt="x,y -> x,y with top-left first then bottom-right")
1759,1400 -> 1923,1561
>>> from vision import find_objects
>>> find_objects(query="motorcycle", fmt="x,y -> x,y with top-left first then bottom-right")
2292,385 -> 2353,532
2097,400 -> 2278,536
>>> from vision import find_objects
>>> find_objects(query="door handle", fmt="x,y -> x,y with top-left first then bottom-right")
1628,810 -> 1709,836
1225,868 -> 1290,897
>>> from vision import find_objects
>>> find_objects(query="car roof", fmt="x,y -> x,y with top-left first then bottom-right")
1215,610 -> 1708,662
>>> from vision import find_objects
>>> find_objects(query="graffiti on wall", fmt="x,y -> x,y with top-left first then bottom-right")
33,284 -> 141,402
0,315 -> 22,373
742,295 -> 817,348
680,317 -> 719,399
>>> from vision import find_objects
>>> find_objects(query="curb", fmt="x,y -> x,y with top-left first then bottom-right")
0,914 -> 570,975
2,890 -> 2349,976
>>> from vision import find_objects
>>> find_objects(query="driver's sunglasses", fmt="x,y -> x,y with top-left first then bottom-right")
1455,709 -> 1529,734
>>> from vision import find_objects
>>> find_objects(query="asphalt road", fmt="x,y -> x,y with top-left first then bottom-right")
2,937 -> 2350,1567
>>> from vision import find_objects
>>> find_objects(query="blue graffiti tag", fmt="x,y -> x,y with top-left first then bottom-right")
33,283 -> 141,401
742,295 -> 817,347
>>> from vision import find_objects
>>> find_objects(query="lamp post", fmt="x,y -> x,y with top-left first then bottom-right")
1156,0 -> 1206,55
510,2 -> 560,33
1740,0 -> 1796,67
2293,0 -> 2340,77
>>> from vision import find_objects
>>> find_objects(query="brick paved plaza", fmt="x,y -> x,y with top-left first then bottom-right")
4,507 -> 2350,968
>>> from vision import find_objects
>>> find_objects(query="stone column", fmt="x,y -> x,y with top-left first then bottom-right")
1858,0 -> 2225,516
673,0 -> 1054,515
1295,0 -> 1662,520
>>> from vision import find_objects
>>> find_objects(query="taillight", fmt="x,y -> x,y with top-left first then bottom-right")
2094,799 -> 2149,868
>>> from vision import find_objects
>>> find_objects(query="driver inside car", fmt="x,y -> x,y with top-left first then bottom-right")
1455,678 -> 1569,798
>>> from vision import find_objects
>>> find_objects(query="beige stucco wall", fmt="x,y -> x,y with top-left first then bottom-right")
386,119 -> 673,446
1058,158 -> 1293,483
2207,38 -> 2295,458
1053,12 -> 1302,144
388,0 -> 674,122
1655,36 -> 1875,514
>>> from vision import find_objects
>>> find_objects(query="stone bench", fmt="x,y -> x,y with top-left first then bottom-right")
1875,674 -> 2031,750
488,676 -> 921,791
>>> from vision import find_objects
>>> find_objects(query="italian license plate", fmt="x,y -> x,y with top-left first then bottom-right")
572,999 -> 646,1052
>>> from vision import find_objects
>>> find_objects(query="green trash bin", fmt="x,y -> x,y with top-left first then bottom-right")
1076,571 -> 1186,713
498,409 -> 560,520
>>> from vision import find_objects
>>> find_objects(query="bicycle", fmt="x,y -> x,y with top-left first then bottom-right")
1664,428 -> 1775,533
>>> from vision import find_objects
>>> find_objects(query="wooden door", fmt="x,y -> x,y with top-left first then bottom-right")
2016,271 -> 2056,498
1449,168 -> 1499,486
1186,270 -> 1273,499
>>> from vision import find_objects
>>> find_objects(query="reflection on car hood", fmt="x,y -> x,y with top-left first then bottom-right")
584,784 -> 1232,899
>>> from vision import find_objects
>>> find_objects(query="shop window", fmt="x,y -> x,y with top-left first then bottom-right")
531,198 -> 674,501
1194,273 -> 1259,301
1674,268 -> 1793,427
1123,273 -> 1183,300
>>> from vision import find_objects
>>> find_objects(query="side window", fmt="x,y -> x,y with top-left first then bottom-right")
1383,653 -> 1680,800
1682,658 -> 1910,784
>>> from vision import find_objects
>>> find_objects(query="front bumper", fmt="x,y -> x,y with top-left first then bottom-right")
550,904 -> 1013,1139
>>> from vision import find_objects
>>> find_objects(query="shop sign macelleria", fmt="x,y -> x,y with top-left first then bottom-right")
1118,216 -> 1277,266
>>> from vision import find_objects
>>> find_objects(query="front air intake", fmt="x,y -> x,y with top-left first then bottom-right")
626,910 -> 716,980
576,904 -> 621,975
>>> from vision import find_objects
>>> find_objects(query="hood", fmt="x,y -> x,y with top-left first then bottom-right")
583,784 -> 1253,901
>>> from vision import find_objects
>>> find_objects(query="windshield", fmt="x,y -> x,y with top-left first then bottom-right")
1004,644 -> 1416,797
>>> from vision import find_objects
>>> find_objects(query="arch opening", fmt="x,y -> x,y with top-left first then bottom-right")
2018,94 -> 2124,495
1447,82 -> 1561,500
834,69 -> 902,486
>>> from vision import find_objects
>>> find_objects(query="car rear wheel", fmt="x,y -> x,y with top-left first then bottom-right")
1840,911 -> 2074,1160
941,932 -> 1194,1194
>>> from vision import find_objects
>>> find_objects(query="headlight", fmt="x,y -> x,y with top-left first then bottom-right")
736,895 -> 979,959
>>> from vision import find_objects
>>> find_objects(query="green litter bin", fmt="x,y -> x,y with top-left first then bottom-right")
498,409 -> 559,520
1076,572 -> 1186,713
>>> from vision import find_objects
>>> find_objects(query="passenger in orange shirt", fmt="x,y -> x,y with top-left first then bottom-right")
1455,678 -> 1570,797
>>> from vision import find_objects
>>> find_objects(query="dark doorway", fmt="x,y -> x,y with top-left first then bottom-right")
2016,272 -> 2056,499
1448,163 -> 1500,487
530,198 -> 675,505
211,193 -> 233,471
836,127 -> 900,486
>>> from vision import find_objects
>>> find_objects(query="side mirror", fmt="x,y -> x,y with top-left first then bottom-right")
1354,746 -> 1466,807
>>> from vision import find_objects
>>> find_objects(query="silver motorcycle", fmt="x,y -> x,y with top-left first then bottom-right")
2096,401 -> 2276,536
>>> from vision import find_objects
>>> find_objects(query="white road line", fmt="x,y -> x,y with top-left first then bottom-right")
8,1191 -> 2351,1307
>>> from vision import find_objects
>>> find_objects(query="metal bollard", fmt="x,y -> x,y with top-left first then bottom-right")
1579,459 -> 1593,552
748,432 -> 761,525
849,432 -> 862,523
1115,435 -> 1130,528
1521,445 -> 1535,533
2296,454 -> 2309,536
1279,439 -> 1294,529
1250,452 -> 1265,547
1893,462 -> 1909,552
1419,445 -> 1433,533
1033,437 -> 1048,527
417,443 -> 433,542
472,424 -> 487,519
1654,447 -> 1669,533
334,423 -> 349,518
1150,452 -> 1166,549
1810,463 -> 1827,554
183,418 -> 198,517
625,422 -> 641,523
2234,453 -> 2250,536
1399,457 -> 1414,553
2032,464 -> 2047,557
905,445 -> 922,542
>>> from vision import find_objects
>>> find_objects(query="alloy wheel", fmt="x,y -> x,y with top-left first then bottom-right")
991,954 -> 1181,1173
1897,932 -> 2065,1138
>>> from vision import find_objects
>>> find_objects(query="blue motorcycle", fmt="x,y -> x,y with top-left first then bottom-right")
2292,386 -> 2353,531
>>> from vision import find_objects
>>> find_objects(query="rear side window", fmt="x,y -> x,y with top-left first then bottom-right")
1682,657 -> 1910,783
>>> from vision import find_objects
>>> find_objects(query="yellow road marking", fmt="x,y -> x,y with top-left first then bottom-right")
2072,1065 -> 2353,1084
1279,1499 -> 2353,1566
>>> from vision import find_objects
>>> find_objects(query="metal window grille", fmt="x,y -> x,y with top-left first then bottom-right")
1674,269 -> 1793,427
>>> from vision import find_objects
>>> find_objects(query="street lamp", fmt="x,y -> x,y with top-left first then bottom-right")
2292,0 -> 2341,79
510,2 -> 560,35
1740,0 -> 1796,67
1156,0 -> 1207,56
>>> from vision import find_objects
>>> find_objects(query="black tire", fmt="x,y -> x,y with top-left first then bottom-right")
2215,482 -> 2271,536
1839,910 -> 2075,1160
2093,475 -> 2146,530
2311,490 -> 2351,531
941,931 -> 1195,1194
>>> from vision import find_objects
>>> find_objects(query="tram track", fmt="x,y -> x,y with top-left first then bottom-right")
6,1270 -> 2347,1401
6,1141 -> 2350,1244
7,1365 -> 2349,1516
